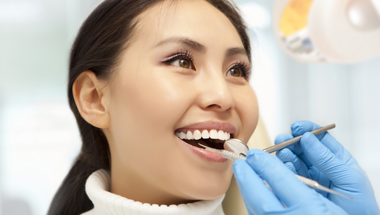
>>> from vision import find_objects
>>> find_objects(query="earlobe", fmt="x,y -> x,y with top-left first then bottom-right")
73,70 -> 110,128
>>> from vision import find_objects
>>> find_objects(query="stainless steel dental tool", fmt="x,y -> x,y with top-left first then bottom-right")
198,123 -> 354,200
262,124 -> 336,154
224,124 -> 336,156
224,138 -> 249,156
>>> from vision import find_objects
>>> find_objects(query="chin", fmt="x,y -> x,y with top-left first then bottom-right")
194,186 -> 229,201
183,174 -> 233,200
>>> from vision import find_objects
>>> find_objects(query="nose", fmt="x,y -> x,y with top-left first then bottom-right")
197,72 -> 234,112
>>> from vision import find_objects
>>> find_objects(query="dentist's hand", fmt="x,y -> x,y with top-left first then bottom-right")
275,120 -> 379,215
232,149 -> 348,215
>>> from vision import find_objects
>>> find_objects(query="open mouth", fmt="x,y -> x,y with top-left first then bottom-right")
175,129 -> 231,150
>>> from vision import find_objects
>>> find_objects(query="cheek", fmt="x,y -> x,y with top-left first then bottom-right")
235,86 -> 259,142
107,69 -> 194,182
113,71 -> 187,123
108,68 -> 193,153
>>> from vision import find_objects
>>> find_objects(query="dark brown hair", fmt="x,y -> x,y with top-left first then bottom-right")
48,0 -> 251,214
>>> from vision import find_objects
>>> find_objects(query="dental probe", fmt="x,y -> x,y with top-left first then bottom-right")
263,124 -> 336,153
198,143 -> 354,201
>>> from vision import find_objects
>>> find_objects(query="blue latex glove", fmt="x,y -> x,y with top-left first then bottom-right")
233,149 -> 348,214
275,120 -> 379,215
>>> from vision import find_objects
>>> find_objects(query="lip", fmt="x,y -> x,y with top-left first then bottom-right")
178,137 -> 228,162
175,121 -> 236,134
175,121 -> 234,163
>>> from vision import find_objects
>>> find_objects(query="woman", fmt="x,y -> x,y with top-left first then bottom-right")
48,0 -> 258,214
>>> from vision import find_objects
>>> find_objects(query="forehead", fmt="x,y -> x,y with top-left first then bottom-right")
133,0 -> 244,49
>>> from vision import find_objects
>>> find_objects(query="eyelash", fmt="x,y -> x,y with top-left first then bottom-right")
228,61 -> 251,79
162,50 -> 195,66
162,50 -> 250,79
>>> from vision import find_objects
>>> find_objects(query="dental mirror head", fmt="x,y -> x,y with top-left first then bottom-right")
224,139 -> 249,155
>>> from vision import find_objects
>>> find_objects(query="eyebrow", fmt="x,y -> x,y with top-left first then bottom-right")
155,37 -> 206,53
154,37 -> 248,58
226,47 -> 247,57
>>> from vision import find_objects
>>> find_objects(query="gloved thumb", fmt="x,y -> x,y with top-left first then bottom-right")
300,132 -> 354,186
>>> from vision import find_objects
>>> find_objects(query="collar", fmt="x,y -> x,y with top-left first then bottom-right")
84,169 -> 225,215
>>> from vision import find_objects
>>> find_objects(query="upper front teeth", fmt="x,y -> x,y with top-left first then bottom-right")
176,129 -> 230,141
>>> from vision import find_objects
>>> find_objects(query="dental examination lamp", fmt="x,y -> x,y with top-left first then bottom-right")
273,0 -> 380,63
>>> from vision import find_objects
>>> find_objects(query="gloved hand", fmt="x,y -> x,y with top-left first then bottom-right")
275,120 -> 379,215
232,149 -> 348,215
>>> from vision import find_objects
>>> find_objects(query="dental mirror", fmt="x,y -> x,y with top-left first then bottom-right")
224,139 -> 249,155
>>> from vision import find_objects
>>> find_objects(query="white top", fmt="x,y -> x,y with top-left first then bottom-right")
82,169 -> 225,215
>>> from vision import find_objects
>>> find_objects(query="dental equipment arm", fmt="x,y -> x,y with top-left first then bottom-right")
273,0 -> 380,63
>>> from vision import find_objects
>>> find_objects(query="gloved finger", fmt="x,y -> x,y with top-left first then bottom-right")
232,159 -> 284,214
307,166 -> 331,197
318,196 -> 350,214
274,133 -> 294,145
274,195 -> 349,215
275,133 -> 303,155
300,132 -> 353,186
284,162 -> 296,174
276,148 -> 309,177
275,131 -> 313,168
245,149 -> 317,207
315,133 -> 355,164
278,147 -> 332,197
291,121 -> 349,161
291,121 -> 326,139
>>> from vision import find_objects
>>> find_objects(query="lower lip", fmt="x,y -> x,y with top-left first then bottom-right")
178,138 -> 228,163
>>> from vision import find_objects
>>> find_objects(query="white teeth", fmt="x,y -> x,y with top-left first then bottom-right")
218,130 -> 225,140
186,131 -> 193,139
202,130 -> 209,139
193,130 -> 202,140
180,132 -> 186,139
176,129 -> 231,140
210,129 -> 218,139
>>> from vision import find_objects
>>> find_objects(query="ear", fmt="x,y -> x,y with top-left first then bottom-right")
73,70 -> 110,128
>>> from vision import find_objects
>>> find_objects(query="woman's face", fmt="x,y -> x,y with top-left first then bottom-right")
103,0 -> 259,205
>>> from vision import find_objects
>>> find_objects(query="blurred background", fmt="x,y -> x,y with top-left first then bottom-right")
0,0 -> 379,214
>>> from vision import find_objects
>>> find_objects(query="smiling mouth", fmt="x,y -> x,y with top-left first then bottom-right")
175,129 -> 231,150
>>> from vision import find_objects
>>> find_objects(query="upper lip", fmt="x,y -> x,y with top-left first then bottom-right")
175,120 -> 236,134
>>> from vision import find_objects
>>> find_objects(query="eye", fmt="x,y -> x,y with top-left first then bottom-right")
162,50 -> 195,70
226,67 -> 243,77
226,61 -> 250,80
171,57 -> 194,69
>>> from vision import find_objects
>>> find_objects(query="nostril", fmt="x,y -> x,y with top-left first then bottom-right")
207,104 -> 220,108
206,103 -> 232,111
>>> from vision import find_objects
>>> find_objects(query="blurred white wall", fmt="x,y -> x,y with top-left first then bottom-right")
0,0 -> 102,214
0,0 -> 379,214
